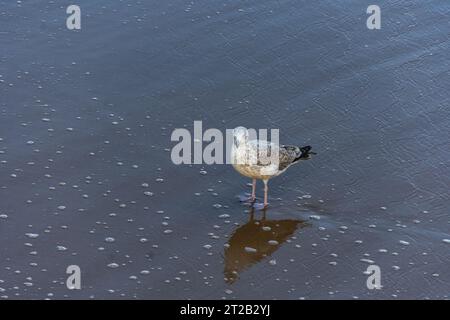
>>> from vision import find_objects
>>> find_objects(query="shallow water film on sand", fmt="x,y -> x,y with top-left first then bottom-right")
0,0 -> 449,299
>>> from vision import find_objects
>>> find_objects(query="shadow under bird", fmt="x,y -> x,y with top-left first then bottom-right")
224,207 -> 307,284
231,127 -> 316,208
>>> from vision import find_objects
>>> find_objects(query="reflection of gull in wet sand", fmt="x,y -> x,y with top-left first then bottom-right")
224,208 -> 307,284
231,127 -> 315,208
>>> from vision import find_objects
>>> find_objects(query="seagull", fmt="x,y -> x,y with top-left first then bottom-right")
231,127 -> 315,208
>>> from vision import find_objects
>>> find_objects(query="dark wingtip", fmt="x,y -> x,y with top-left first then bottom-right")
300,146 -> 312,154
298,146 -> 316,160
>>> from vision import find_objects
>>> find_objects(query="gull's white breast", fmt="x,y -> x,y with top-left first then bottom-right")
231,140 -> 281,180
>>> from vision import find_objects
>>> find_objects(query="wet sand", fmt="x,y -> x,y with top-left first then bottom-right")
0,0 -> 449,299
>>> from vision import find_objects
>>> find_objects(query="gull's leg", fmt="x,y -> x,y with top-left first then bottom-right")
251,179 -> 256,201
238,179 -> 257,203
263,179 -> 269,208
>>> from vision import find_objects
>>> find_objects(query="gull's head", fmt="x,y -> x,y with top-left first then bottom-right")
232,126 -> 248,147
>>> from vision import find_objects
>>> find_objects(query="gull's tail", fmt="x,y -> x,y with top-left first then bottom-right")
295,146 -> 316,161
